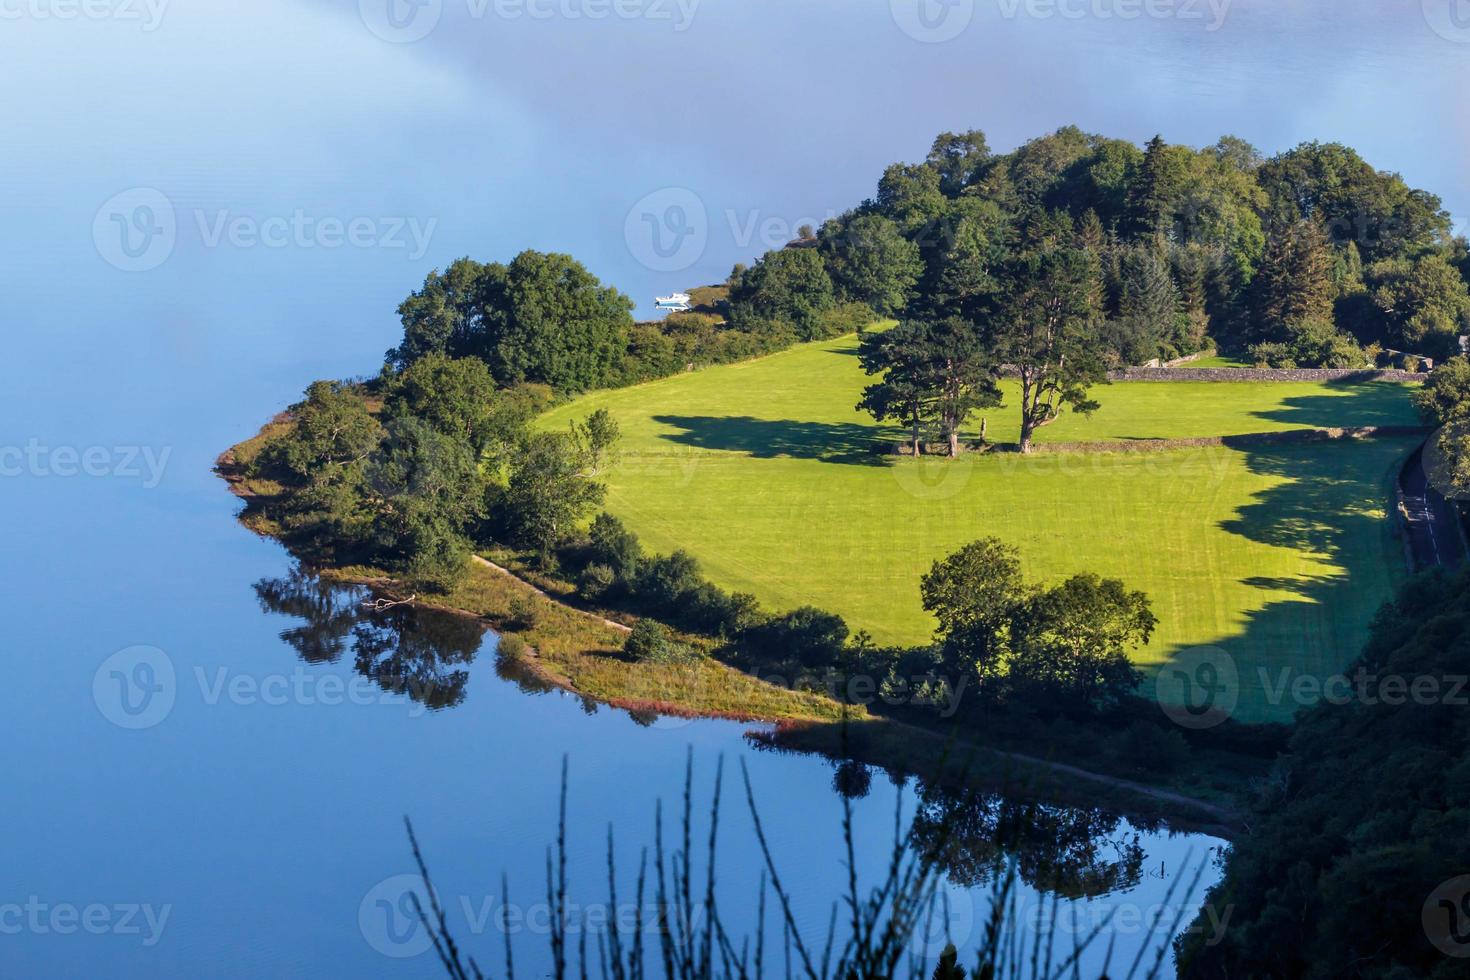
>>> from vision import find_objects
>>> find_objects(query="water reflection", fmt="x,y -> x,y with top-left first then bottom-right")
252,566 -> 1197,903
254,566 -> 483,711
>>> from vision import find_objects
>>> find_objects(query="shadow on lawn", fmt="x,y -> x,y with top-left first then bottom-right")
1250,382 -> 1420,430
1147,435 -> 1418,726
652,414 -> 889,465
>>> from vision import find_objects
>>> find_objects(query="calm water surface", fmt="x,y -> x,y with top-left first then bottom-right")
4,0 -> 1466,975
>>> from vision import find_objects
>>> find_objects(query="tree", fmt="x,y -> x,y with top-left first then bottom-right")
474,250 -> 635,393
387,257 -> 491,369
1363,254 -> 1470,357
924,129 -> 990,196
818,214 -> 923,317
383,353 -> 502,453
727,247 -> 836,339
1250,219 -> 1335,342
573,408 -> 621,473
1116,245 -> 1181,354
365,417 -> 486,590
857,319 -> 1001,456
1007,574 -> 1153,713
1414,356 -> 1470,425
743,606 -> 850,670
267,380 -> 384,482
920,538 -> 1029,684
982,247 -> 1106,453
624,619 -> 693,664
499,430 -> 606,558
1126,135 -> 1190,243
856,321 -> 932,456
1257,141 -> 1452,262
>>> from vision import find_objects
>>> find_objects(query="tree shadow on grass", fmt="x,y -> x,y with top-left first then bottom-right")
652,414 -> 890,465
1250,383 -> 1421,430
1147,437 -> 1417,725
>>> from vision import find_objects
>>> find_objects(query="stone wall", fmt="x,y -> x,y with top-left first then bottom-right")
1108,367 -> 1427,383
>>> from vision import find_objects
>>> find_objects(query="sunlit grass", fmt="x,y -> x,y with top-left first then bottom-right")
542,333 -> 1421,722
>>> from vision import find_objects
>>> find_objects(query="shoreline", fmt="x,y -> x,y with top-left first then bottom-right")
215,436 -> 1244,836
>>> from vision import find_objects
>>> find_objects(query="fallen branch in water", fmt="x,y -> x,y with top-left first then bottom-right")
364,594 -> 417,611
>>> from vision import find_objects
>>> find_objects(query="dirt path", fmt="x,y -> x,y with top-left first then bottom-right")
471,555 -> 632,633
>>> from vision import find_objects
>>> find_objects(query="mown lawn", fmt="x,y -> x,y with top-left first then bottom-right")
542,334 -> 1421,722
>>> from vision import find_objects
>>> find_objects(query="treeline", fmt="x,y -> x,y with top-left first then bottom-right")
382,130 -> 1469,426
1176,568 -> 1470,978
240,354 -> 617,589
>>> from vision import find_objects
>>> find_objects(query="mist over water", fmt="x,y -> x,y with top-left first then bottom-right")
2,0 -> 1463,974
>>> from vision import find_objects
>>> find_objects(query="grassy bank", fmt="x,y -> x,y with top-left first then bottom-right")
540,332 -> 1419,722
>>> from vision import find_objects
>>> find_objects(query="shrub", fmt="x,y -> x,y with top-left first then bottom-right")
743,606 -> 850,669
507,594 -> 541,630
587,513 -> 643,579
498,633 -> 529,659
624,619 -> 695,665
578,563 -> 617,601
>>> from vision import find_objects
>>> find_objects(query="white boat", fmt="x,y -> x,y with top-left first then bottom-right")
654,292 -> 692,312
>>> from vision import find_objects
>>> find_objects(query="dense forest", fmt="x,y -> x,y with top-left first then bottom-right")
387,128 -> 1470,455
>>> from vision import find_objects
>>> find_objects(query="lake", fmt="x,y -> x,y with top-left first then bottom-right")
3,0 -> 1464,975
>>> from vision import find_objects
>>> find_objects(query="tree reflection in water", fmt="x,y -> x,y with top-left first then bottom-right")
254,565 -> 1150,900
253,565 -> 485,711
909,784 -> 1145,900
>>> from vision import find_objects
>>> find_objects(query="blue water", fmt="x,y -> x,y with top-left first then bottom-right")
4,0 -> 1465,975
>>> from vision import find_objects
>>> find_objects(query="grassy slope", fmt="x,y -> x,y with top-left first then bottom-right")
543,333 -> 1420,723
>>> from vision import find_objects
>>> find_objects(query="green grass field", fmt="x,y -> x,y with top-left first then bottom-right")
542,334 -> 1421,722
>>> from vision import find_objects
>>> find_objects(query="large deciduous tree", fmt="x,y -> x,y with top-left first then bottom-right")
818,214 -> 922,317
921,537 -> 1029,686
